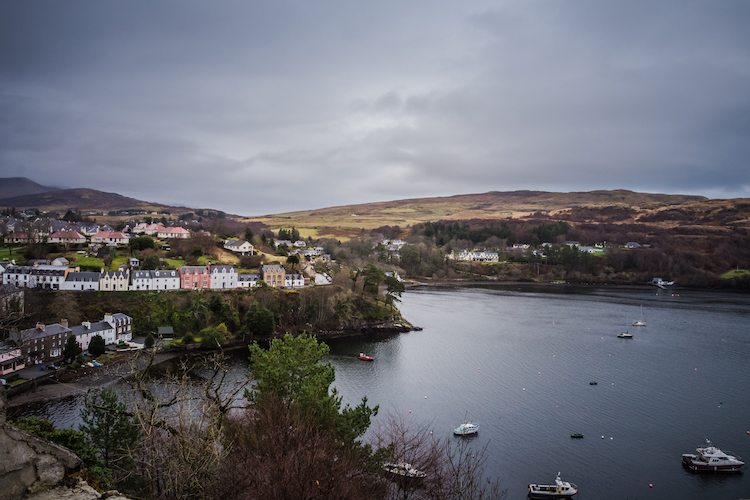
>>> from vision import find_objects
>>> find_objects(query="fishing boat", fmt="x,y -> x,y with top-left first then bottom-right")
632,306 -> 646,326
682,440 -> 744,472
383,462 -> 427,478
617,331 -> 633,339
358,353 -> 374,361
570,433 -> 584,439
454,422 -> 479,435
528,472 -> 578,498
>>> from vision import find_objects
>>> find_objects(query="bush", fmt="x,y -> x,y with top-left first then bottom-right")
89,335 -> 106,356
144,333 -> 155,349
182,332 -> 195,344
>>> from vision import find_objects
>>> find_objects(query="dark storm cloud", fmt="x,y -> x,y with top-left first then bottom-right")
1,0 -> 749,215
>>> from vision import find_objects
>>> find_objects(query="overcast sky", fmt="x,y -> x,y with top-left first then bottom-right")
1,1 -> 749,216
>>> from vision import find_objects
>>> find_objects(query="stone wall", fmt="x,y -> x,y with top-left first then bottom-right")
0,388 -> 82,500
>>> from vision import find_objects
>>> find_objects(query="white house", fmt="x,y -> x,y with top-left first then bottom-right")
61,271 -> 101,291
210,265 -> 238,289
48,230 -> 87,245
454,250 -> 499,262
284,273 -> 305,288
237,274 -> 259,289
224,240 -> 254,256
91,231 -> 129,246
158,227 -> 190,239
151,270 -> 180,290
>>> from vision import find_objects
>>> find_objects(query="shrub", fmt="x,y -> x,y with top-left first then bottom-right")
144,333 -> 155,349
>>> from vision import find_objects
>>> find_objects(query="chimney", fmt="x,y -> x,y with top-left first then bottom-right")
61,318 -> 68,328
82,321 -> 91,329
36,322 -> 45,331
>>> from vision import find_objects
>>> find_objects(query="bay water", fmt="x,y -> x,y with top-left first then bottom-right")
11,284 -> 750,499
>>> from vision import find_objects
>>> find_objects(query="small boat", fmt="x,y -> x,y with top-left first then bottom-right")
632,306 -> 646,326
383,462 -> 427,478
570,433 -> 584,439
617,331 -> 633,339
358,353 -> 374,361
589,382 -> 597,385
528,472 -> 578,498
682,440 -> 744,472
454,422 -> 479,435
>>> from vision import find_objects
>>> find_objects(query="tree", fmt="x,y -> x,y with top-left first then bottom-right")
200,323 -> 227,349
89,334 -> 106,356
247,333 -> 377,446
141,254 -> 160,270
80,388 -> 140,471
384,275 -> 405,307
63,335 -> 82,363
144,333 -> 155,349
241,302 -> 275,340
286,254 -> 300,271
244,227 -> 254,243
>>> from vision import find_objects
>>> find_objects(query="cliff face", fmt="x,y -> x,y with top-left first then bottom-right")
0,389 -> 82,499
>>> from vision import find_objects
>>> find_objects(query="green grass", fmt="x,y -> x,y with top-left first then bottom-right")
721,269 -> 749,279
73,255 -> 105,268
111,257 -> 128,270
164,258 -> 185,268
0,247 -> 24,261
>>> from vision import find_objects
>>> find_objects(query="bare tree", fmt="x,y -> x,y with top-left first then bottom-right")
371,410 -> 506,500
0,285 -> 25,339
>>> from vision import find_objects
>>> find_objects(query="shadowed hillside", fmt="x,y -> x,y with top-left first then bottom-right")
0,177 -> 58,199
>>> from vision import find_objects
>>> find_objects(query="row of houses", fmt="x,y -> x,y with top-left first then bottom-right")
0,313 -> 133,375
1,263 -> 312,291
4,226 -> 191,246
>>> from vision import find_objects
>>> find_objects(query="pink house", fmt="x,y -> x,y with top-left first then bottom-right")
178,265 -> 211,289
0,344 -> 25,376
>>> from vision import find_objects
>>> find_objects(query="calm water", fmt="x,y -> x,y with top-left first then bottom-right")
11,285 -> 750,499
325,285 -> 750,500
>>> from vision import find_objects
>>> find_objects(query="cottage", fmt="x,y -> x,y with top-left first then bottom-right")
48,230 -> 87,245
224,240 -> 254,256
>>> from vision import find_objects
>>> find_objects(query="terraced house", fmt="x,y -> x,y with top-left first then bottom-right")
262,264 -> 286,288
210,265 -> 238,289
178,265 -> 211,290
99,269 -> 130,291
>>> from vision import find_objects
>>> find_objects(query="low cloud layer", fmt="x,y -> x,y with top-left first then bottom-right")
2,1 -> 749,215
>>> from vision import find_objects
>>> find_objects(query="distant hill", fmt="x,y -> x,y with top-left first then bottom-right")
0,177 -> 58,199
0,187 -> 184,213
248,189 -> 714,236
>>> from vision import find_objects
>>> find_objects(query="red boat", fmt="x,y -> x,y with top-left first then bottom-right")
358,353 -> 374,361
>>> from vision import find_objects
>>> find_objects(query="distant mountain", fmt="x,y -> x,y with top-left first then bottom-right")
0,177 -> 58,199
0,187 -> 184,213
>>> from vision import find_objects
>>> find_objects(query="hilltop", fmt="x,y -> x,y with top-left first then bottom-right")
0,177 -> 58,199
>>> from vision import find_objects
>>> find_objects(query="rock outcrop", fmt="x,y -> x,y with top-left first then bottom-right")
0,388 -> 82,499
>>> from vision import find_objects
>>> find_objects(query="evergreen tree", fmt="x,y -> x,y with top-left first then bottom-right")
88,334 -> 106,356
79,388 -> 139,470
63,335 -> 82,363
247,333 -> 377,446
144,333 -> 155,349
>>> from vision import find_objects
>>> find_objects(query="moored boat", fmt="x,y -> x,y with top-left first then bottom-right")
570,433 -> 584,439
358,353 -> 374,361
617,331 -> 633,338
454,422 -> 479,435
682,440 -> 744,472
528,472 -> 578,498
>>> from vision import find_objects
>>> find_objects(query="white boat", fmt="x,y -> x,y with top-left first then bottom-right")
617,331 -> 633,339
682,440 -> 744,472
528,472 -> 578,498
454,422 -> 479,435
383,462 -> 427,478
632,306 -> 646,326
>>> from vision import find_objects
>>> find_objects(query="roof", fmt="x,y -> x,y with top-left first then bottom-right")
17,323 -> 72,340
262,264 -> 285,272
70,320 -> 113,336
65,271 -> 100,282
